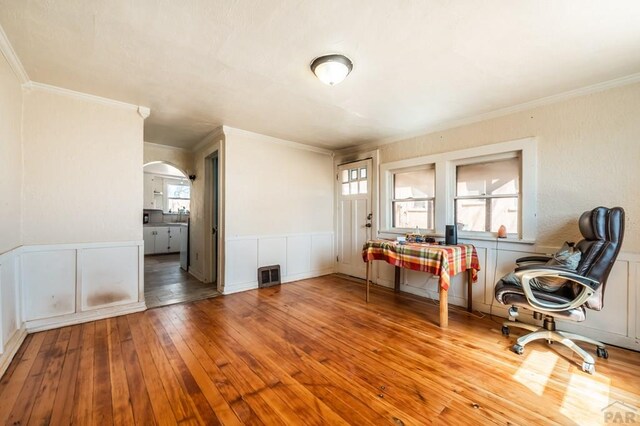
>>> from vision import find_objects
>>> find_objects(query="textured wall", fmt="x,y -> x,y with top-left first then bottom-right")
0,54 -> 23,253
143,142 -> 194,175
22,88 -> 144,244
377,82 -> 640,252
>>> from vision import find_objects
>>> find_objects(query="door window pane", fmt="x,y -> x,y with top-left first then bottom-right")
350,169 -> 358,180
394,168 -> 435,199
360,168 -> 367,179
350,182 -> 358,194
341,170 -> 349,183
342,183 -> 349,195
359,181 -> 368,194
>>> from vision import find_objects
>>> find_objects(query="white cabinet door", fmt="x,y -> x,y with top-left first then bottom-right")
143,174 -> 155,208
155,227 -> 170,254
143,227 -> 156,255
180,226 -> 188,270
167,227 -> 179,253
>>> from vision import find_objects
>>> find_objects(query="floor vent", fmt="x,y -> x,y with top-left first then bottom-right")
258,265 -> 281,288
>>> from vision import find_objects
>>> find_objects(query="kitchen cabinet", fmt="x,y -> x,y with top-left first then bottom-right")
143,174 -> 165,210
179,225 -> 188,270
143,226 -> 181,255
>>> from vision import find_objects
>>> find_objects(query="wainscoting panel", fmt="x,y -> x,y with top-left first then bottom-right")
22,250 -> 77,321
20,241 -> 145,332
371,238 -> 640,351
287,235 -> 311,277
224,232 -> 334,294
259,237 -> 288,276
0,249 -> 21,356
81,246 -> 139,311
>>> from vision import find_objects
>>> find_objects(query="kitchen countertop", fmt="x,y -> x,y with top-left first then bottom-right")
144,222 -> 188,227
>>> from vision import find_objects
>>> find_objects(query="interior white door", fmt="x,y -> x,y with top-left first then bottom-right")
337,159 -> 372,279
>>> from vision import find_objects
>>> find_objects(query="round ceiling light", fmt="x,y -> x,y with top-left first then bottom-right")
310,54 -> 353,86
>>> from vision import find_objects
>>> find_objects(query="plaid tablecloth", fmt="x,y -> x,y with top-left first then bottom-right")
362,240 -> 480,290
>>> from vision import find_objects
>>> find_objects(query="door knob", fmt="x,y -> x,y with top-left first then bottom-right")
365,223 -> 372,228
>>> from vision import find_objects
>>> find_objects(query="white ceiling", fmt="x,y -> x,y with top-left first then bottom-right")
1,1 -> 640,150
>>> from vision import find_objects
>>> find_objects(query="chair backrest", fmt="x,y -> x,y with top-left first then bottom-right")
574,206 -> 625,310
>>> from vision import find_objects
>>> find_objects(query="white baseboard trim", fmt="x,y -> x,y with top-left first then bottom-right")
0,326 -> 27,378
188,268 -> 205,282
25,301 -> 147,333
223,281 -> 258,295
282,268 -> 334,283
223,269 -> 335,295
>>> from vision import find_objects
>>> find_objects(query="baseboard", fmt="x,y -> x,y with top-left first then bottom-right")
223,281 -> 258,295
25,301 -> 147,333
223,269 -> 335,295
188,268 -> 205,282
0,326 -> 27,379
282,268 -> 334,283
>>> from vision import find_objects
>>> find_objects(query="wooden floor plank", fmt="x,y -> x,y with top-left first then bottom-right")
1,274 -> 639,425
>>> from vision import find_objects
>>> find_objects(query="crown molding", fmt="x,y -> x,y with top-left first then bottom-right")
144,141 -> 190,152
223,126 -> 334,156
0,23 -> 29,84
22,81 -> 151,115
192,126 -> 226,153
338,71 -> 640,156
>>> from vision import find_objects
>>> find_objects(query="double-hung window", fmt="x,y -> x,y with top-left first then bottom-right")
166,182 -> 191,213
454,154 -> 520,235
391,166 -> 435,231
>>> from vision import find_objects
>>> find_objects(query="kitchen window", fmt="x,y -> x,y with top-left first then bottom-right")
166,183 -> 190,213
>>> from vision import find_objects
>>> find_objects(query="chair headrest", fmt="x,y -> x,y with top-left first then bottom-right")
579,207 -> 607,241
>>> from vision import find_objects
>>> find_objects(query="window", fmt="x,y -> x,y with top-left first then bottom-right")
391,167 -> 435,230
454,155 -> 520,234
166,183 -> 190,213
379,137 -> 536,240
341,166 -> 368,195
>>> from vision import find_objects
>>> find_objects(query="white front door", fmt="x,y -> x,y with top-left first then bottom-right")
337,159 -> 372,279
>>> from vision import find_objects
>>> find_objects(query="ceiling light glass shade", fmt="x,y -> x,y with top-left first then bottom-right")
311,54 -> 353,85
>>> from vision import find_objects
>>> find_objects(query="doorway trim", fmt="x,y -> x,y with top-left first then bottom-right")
202,138 -> 225,293
333,149 -> 380,274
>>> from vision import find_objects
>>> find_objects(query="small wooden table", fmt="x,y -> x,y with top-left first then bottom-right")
362,240 -> 480,327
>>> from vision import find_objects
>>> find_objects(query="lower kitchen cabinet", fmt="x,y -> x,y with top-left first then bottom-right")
143,226 -> 181,255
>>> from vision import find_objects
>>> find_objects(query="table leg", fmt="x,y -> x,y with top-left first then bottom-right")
394,266 -> 401,293
365,261 -> 370,303
439,285 -> 448,328
467,269 -> 473,313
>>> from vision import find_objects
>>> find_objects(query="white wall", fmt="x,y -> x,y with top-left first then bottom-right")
189,127 -> 335,293
0,51 -> 23,253
143,141 -> 194,175
21,86 -> 144,244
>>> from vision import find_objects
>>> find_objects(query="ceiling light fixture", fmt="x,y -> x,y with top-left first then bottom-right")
310,54 -> 353,86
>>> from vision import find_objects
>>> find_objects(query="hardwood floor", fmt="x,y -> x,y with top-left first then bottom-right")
1,274 -> 639,425
144,253 -> 219,309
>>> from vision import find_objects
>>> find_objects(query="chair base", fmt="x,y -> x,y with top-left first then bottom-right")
502,317 -> 608,375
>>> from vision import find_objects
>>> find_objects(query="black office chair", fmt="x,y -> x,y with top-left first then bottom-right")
495,206 -> 625,374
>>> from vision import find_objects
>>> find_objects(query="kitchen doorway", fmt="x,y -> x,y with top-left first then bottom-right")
142,161 -> 218,308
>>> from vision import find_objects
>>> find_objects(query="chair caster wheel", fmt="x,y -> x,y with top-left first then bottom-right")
597,347 -> 609,359
512,344 -> 524,355
582,362 -> 595,375
501,325 -> 510,336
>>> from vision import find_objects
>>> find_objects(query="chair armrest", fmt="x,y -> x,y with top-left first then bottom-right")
515,255 -> 552,266
515,265 -> 600,291
513,266 -> 600,313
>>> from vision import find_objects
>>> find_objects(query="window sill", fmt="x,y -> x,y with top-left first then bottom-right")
378,229 -> 535,245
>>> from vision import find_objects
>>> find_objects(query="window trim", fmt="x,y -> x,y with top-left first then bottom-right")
452,151 -> 521,238
385,164 -> 436,232
379,137 -> 537,241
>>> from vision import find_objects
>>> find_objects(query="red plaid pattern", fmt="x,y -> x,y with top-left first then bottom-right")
362,240 -> 480,290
